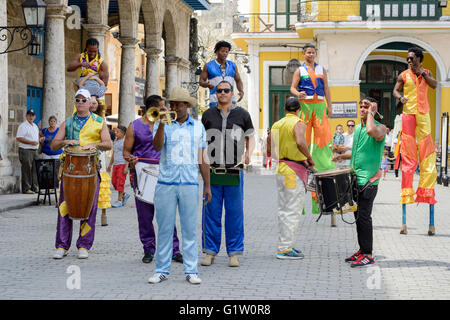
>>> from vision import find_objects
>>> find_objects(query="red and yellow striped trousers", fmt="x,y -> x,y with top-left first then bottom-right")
400,112 -> 437,204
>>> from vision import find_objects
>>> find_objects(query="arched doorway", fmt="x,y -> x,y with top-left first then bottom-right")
355,37 -> 445,140
360,59 -> 408,128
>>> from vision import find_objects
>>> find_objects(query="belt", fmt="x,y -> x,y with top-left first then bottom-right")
210,167 -> 241,175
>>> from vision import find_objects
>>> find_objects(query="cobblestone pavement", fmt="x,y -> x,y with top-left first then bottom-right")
1,170 -> 450,300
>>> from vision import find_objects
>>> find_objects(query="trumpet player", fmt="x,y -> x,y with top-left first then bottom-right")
123,95 -> 183,265
148,88 -> 211,285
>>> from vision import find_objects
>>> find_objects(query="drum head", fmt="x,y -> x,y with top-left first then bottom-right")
313,167 -> 353,178
65,146 -> 98,156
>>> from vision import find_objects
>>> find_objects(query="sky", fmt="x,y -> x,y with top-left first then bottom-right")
238,0 -> 250,13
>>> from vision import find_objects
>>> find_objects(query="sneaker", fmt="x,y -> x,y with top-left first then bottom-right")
172,253 -> 183,263
351,254 -> 375,268
345,250 -> 362,263
122,193 -> 131,206
142,252 -> 154,263
186,274 -> 202,285
111,200 -> 123,208
229,255 -> 240,267
200,254 -> 215,266
53,248 -> 68,259
25,189 -> 35,194
78,248 -> 89,259
148,273 -> 168,284
276,248 -> 304,260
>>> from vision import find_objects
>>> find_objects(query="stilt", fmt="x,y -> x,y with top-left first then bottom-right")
400,204 -> 407,234
101,209 -> 108,226
428,204 -> 435,236
331,213 -> 337,227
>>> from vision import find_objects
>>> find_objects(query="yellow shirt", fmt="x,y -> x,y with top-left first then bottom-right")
271,114 -> 307,175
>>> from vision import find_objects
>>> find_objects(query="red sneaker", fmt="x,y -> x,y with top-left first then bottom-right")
345,250 -> 362,263
351,254 -> 375,267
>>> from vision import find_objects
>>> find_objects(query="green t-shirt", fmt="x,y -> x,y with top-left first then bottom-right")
350,121 -> 385,186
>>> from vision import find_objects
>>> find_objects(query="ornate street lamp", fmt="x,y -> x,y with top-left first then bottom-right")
0,0 -> 47,55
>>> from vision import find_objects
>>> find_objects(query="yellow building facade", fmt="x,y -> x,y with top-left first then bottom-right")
232,0 -> 450,146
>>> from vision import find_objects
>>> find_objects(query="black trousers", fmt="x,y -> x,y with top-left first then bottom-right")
353,185 -> 378,255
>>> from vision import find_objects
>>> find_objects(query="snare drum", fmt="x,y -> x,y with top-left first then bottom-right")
312,168 -> 357,215
135,162 -> 159,204
63,146 -> 98,220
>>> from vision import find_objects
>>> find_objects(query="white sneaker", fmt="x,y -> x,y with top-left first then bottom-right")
78,248 -> 89,259
148,273 -> 168,284
186,274 -> 202,285
53,248 -> 67,259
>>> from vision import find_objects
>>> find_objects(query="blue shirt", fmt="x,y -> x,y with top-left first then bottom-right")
206,59 -> 236,106
41,127 -> 63,156
153,115 -> 207,185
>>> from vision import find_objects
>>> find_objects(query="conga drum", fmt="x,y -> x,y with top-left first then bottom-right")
63,146 -> 98,220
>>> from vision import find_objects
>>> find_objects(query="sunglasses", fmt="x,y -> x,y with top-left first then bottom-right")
216,88 -> 232,94
75,98 -> 88,103
347,124 -> 355,127
406,57 -> 414,62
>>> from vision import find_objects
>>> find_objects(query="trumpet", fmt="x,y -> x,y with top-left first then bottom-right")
146,107 -> 177,124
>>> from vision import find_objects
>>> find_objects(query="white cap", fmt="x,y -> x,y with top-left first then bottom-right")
75,88 -> 91,99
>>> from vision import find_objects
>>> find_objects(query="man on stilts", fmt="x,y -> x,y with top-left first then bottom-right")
290,43 -> 336,225
393,46 -> 438,235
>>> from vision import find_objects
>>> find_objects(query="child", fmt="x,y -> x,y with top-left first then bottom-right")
381,150 -> 395,180
332,124 -> 345,161
107,126 -> 130,208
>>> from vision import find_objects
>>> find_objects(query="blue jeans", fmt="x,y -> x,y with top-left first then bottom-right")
202,172 -> 244,256
154,183 -> 199,275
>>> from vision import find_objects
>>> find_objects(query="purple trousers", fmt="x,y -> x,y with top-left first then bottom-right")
55,174 -> 100,251
132,169 -> 180,255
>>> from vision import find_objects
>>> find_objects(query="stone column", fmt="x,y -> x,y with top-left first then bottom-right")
144,48 -> 162,97
0,0 -> 15,192
82,23 -> 110,57
42,2 -> 68,124
118,37 -> 139,128
247,43 -> 260,133
165,55 -> 179,99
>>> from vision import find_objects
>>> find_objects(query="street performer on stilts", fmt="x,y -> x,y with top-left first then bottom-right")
290,43 -> 336,225
393,46 -> 438,235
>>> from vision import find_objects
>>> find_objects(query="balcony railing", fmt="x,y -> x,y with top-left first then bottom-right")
232,1 -> 447,33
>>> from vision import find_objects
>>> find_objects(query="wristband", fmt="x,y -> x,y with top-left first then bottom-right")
421,71 -> 427,78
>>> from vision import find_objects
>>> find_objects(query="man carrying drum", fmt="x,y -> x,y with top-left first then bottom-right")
200,80 -> 255,268
268,97 -> 314,260
333,97 -> 386,267
123,95 -> 183,264
51,89 -> 112,260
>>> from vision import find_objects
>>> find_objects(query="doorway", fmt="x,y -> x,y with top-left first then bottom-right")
269,66 -> 293,126
359,60 -> 407,128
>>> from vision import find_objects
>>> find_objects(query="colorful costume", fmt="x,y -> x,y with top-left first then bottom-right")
400,68 -> 437,204
206,59 -> 237,107
297,62 -> 335,212
78,52 -> 103,78
55,112 -> 103,251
